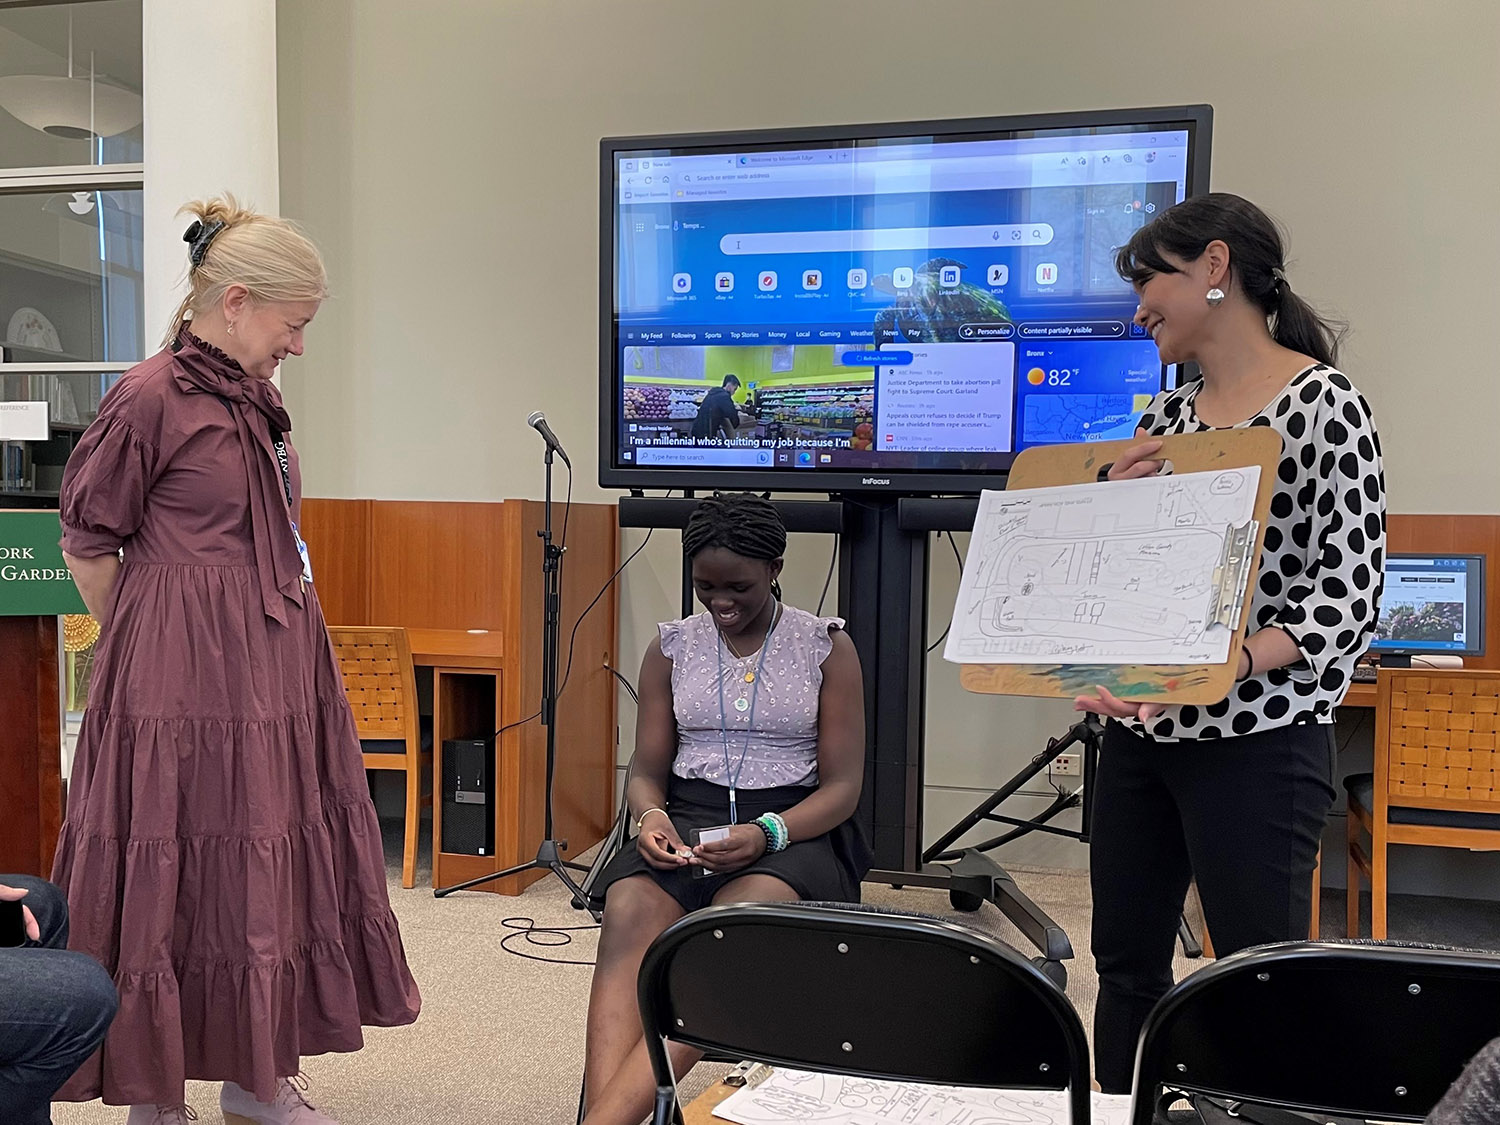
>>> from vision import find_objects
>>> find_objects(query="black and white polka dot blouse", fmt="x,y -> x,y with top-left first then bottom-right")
1128,364 -> 1386,742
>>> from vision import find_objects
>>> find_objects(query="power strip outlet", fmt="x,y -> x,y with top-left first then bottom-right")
1051,753 -> 1082,777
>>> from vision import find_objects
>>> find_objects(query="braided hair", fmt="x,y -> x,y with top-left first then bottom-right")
681,492 -> 786,601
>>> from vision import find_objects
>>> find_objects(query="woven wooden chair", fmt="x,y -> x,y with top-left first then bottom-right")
328,626 -> 432,888
1347,668 -> 1500,938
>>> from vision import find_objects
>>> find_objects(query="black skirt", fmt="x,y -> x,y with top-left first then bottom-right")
589,776 -> 872,914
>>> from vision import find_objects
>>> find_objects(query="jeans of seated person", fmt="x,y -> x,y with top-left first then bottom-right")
1427,1037 -> 1500,1125
0,874 -> 118,1125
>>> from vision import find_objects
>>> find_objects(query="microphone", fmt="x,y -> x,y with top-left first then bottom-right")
527,411 -> 571,466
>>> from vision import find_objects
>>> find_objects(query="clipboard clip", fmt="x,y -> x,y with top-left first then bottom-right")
1206,519 -> 1258,632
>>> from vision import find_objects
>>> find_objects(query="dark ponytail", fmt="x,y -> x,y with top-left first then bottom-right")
1270,286 -> 1342,369
1115,192 -> 1345,367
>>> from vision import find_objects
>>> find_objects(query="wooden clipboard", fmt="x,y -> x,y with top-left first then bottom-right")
957,427 -> 1282,704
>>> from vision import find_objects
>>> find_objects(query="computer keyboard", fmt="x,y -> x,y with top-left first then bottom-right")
1351,665 -> 1378,683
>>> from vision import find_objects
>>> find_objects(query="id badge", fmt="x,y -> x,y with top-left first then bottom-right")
291,522 -> 314,584
690,824 -> 732,879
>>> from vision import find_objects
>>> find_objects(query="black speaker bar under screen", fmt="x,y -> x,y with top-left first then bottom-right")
896,497 -> 981,533
618,496 -> 844,534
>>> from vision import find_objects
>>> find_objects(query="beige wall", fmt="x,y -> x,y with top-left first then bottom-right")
277,0 -> 1500,860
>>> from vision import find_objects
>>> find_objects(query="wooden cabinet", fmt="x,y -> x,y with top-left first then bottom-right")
301,498 -> 619,893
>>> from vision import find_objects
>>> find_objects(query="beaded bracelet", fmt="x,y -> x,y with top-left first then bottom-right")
754,812 -> 789,853
756,810 -> 792,852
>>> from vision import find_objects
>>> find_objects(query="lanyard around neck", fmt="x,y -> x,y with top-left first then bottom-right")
270,430 -> 293,510
715,602 -> 780,825
211,393 -> 293,512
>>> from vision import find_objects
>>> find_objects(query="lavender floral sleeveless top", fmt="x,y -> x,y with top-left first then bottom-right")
661,604 -> 844,788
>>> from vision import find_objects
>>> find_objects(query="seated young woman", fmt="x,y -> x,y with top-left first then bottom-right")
581,491 -> 869,1125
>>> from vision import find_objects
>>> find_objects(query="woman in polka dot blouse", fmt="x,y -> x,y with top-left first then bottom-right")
581,493 -> 870,1125
1075,194 -> 1386,1094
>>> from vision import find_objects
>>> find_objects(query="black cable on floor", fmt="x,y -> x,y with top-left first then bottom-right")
497,916 -> 600,966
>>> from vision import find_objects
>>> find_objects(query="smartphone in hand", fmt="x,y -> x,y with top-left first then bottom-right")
689,825 -> 732,879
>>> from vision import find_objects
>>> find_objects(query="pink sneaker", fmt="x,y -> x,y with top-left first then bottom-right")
220,1073 -> 338,1125
125,1108 -> 198,1125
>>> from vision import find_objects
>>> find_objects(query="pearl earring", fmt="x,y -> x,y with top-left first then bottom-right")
1205,288 -> 1225,307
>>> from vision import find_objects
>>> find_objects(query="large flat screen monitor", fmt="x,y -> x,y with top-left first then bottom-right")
599,105 -> 1213,495
1370,553 -> 1487,660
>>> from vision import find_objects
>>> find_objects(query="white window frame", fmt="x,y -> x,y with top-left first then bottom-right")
0,163 -> 145,375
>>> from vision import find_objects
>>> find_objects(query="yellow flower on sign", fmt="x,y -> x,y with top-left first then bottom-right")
62,613 -> 100,653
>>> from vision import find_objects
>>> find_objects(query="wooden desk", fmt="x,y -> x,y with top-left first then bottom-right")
405,629 -> 511,892
408,627 -> 505,669
304,497 -> 620,897
1343,682 -> 1376,709
685,1081 -> 737,1124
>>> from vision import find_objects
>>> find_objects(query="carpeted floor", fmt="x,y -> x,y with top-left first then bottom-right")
53,818 -> 1498,1123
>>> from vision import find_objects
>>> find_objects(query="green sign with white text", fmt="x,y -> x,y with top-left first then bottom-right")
0,510 -> 88,616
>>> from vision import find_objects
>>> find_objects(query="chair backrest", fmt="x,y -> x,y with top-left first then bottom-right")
327,626 -> 419,747
638,901 -> 1092,1125
1377,669 -> 1500,815
1130,940 -> 1500,1123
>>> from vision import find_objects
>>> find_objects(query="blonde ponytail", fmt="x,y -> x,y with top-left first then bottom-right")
165,195 -> 329,347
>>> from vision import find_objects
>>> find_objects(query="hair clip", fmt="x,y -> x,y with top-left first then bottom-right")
183,218 -> 226,268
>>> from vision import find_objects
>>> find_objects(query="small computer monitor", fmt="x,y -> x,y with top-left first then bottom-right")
1369,553 -> 1487,664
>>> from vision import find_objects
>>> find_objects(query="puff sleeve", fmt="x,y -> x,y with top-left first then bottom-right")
58,416 -> 159,557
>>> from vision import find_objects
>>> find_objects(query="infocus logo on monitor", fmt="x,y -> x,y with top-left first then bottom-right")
862,477 -> 892,486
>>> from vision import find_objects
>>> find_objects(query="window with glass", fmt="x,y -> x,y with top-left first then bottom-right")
1,0 -> 143,508
1,1 -> 143,735
0,0 -> 143,170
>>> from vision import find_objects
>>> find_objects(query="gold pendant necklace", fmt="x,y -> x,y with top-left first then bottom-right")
720,604 -> 781,683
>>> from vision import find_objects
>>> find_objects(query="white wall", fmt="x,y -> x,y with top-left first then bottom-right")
142,0 -> 278,346
276,0 -> 1500,866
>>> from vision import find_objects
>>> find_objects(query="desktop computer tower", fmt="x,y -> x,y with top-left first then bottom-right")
441,738 -> 494,856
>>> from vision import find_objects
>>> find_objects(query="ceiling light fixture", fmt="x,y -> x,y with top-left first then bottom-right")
0,11 -> 141,140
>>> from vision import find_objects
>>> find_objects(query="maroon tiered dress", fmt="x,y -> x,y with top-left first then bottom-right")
51,331 -> 420,1105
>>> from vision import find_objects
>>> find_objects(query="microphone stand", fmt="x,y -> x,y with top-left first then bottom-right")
434,438 -> 591,905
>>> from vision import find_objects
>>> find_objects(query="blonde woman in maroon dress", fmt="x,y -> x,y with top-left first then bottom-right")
55,198 -> 420,1125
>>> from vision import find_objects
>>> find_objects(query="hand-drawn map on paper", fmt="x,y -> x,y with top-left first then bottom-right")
710,1068 -> 1131,1125
944,467 -> 1261,667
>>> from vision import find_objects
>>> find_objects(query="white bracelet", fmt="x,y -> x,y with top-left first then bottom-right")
635,806 -> 668,831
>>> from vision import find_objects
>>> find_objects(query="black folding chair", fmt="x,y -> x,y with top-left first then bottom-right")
1130,940 -> 1500,1124
638,900 -> 1093,1125
576,754 -> 639,923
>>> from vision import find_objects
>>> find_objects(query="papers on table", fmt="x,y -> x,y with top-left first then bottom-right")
711,1067 -> 1133,1125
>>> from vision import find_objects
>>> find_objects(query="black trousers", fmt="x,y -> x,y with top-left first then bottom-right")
0,875 -> 118,1124
1089,720 -> 1337,1094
